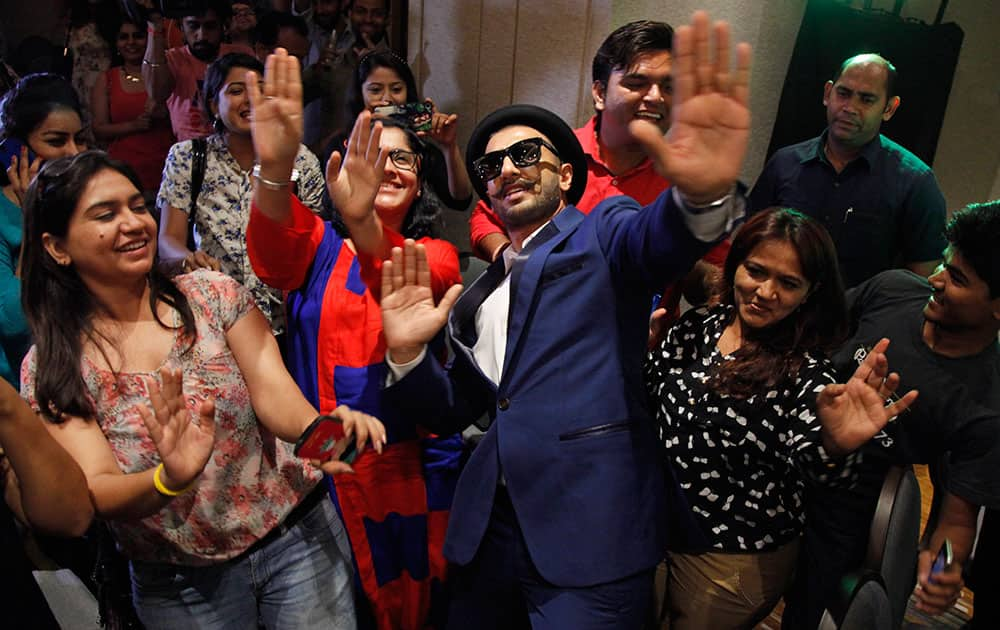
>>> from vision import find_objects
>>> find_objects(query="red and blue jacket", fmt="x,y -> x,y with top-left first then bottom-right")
248,195 -> 462,629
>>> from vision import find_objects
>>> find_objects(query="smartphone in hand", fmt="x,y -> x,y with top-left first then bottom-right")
372,102 -> 433,132
930,539 -> 953,583
0,138 -> 35,172
294,415 -> 358,464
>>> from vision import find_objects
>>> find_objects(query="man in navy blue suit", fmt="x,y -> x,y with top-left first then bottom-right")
370,11 -> 912,628
377,14 -> 751,628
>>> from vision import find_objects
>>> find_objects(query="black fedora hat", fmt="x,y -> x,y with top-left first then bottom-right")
465,104 -> 588,209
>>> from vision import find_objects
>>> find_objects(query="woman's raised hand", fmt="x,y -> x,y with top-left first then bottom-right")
420,98 -> 459,148
816,338 -> 919,456
138,368 -> 216,492
380,240 -> 463,363
248,48 -> 303,180
325,110 -> 387,225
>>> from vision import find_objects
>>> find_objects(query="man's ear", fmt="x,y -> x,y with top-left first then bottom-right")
558,161 -> 573,193
42,233 -> 71,267
822,80 -> 833,107
882,95 -> 901,121
592,80 -> 607,112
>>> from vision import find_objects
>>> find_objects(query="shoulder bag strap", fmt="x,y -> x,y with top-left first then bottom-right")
187,137 -> 207,251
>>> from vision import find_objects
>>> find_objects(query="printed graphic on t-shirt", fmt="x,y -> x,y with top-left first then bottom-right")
852,343 -> 908,449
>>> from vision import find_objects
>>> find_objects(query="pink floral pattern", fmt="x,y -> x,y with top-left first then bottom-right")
21,270 -> 320,566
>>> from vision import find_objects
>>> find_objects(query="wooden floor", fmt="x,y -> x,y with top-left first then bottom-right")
754,465 -> 976,629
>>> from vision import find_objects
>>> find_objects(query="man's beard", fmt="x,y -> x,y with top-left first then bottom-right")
189,42 -> 219,62
497,179 -> 562,230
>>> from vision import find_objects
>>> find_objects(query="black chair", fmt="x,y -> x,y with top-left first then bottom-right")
817,570 -> 893,630
863,464 -> 922,629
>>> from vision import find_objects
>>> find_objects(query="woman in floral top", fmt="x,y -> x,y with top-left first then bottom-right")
19,151 -> 385,629
645,208 -> 919,629
157,53 -> 324,336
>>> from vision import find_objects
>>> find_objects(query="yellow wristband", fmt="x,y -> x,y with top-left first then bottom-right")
153,463 -> 194,497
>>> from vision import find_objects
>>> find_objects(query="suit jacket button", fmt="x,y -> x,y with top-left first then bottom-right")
498,398 -> 510,410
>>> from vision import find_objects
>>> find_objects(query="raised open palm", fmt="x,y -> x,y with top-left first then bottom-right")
138,367 -> 216,491
380,240 -> 463,359
629,11 -> 752,203
247,49 -> 303,174
817,338 -> 918,456
325,111 -> 387,224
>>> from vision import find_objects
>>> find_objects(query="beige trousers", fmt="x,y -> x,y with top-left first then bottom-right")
660,538 -> 800,630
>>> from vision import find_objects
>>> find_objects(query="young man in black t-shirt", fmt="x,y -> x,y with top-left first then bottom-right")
784,200 -> 1000,628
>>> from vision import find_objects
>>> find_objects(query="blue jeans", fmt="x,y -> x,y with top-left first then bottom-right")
130,496 -> 356,630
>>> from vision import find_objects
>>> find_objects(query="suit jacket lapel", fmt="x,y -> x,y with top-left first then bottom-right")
450,255 -> 507,349
501,208 -> 584,388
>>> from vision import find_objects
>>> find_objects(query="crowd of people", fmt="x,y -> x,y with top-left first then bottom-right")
0,2 -> 997,630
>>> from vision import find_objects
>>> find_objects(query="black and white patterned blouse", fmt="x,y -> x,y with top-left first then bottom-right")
645,304 -> 855,552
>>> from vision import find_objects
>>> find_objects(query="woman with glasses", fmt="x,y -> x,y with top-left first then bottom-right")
247,50 -> 462,629
156,52 -> 324,339
18,149 -> 384,629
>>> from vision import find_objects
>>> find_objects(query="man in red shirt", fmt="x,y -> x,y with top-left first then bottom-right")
141,0 -> 254,141
469,20 -> 727,317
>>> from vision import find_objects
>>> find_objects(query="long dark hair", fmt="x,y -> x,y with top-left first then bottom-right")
202,52 -> 263,134
710,207 -> 847,398
328,116 -> 441,239
20,152 -> 197,422
345,50 -> 420,123
0,73 -> 82,186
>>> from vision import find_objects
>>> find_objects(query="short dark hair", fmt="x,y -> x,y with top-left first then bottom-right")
832,53 -> 898,102
180,0 -> 232,21
202,52 -> 264,133
256,12 -> 309,48
591,20 -> 673,88
945,200 -> 1000,298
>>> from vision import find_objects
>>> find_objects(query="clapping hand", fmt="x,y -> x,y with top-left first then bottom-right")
816,338 -> 918,456
247,48 -> 302,181
629,11 -> 751,204
138,368 -> 216,493
380,240 -> 463,364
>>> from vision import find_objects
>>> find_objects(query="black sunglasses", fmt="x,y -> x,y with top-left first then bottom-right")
473,137 -> 560,182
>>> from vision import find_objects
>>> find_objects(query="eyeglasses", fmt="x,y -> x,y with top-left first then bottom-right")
387,148 -> 419,172
472,137 -> 560,182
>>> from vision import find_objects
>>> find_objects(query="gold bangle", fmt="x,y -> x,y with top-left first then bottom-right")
142,59 -> 164,68
153,463 -> 194,497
